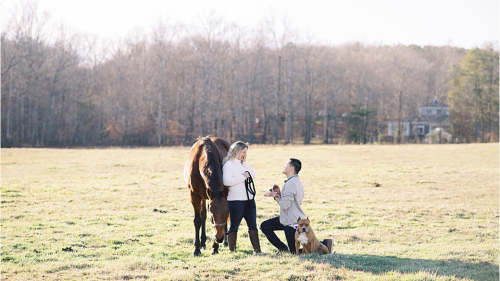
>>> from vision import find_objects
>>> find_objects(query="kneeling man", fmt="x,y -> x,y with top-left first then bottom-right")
260,158 -> 333,254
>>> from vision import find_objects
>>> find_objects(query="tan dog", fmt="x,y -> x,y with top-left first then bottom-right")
295,217 -> 330,255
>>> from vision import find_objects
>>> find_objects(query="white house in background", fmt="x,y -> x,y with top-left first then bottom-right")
388,97 -> 451,140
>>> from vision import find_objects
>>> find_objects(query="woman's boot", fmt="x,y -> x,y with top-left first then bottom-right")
228,232 -> 237,252
248,229 -> 261,254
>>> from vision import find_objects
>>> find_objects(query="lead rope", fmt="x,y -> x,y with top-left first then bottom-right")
244,172 -> 256,201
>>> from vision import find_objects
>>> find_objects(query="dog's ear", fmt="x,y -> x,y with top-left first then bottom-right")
297,217 -> 301,223
306,217 -> 309,221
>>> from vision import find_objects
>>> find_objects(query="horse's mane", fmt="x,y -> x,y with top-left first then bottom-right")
200,137 -> 224,203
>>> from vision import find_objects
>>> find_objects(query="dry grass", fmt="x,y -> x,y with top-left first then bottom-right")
1,144 -> 498,280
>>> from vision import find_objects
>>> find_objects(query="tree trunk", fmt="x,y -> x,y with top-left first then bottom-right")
285,75 -> 293,144
45,74 -> 58,146
304,67 -> 312,145
58,89 -> 65,145
248,87 -> 255,144
322,72 -> 329,144
261,79 -> 268,144
274,56 -> 281,144
6,71 -> 13,142
397,89 -> 402,144
158,56 -> 163,145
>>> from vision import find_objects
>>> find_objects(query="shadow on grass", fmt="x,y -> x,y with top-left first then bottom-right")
298,253 -> 498,281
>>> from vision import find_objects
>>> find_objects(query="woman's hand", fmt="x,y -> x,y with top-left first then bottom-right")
243,171 -> 250,179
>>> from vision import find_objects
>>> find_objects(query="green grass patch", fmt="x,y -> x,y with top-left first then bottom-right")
1,144 -> 498,280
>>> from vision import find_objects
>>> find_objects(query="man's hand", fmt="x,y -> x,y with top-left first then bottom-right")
265,184 -> 281,198
272,184 -> 281,198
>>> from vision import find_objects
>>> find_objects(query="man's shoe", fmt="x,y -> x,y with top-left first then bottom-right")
321,239 -> 334,254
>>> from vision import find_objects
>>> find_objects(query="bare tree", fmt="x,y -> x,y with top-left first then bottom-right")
4,4 -> 489,147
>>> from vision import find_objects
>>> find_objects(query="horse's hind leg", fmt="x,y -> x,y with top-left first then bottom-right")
200,199 -> 207,249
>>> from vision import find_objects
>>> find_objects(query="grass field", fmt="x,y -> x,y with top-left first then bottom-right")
1,143 -> 498,280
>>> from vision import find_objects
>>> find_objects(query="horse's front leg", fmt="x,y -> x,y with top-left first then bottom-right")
200,199 -> 207,250
223,221 -> 228,247
212,241 -> 219,255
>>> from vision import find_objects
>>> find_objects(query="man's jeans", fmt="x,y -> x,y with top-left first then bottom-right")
227,200 -> 257,233
260,216 -> 297,253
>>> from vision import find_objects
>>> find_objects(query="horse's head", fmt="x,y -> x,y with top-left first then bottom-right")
208,197 -> 229,243
200,137 -> 229,243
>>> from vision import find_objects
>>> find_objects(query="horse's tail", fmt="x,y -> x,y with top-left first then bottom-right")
200,137 -> 223,202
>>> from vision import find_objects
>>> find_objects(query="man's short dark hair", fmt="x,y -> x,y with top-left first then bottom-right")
289,158 -> 301,174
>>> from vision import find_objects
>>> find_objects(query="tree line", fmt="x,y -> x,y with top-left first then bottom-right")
2,2 -> 498,147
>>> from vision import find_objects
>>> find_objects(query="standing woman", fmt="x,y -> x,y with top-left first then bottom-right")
222,141 -> 261,253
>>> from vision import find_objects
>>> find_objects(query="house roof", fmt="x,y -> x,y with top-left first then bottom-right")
419,101 -> 449,108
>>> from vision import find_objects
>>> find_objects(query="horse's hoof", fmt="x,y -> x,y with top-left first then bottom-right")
193,250 -> 201,257
223,241 -> 228,247
211,251 -> 219,255
200,246 -> 206,250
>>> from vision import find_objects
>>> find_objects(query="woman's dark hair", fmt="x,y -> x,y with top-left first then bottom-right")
289,158 -> 302,174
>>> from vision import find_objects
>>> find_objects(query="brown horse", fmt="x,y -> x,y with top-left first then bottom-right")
184,136 -> 230,256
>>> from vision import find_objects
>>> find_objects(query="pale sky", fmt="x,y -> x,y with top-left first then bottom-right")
2,0 -> 499,49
